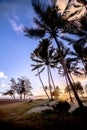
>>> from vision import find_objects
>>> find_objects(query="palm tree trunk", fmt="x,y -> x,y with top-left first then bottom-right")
67,73 -> 83,107
65,75 -> 74,103
47,65 -> 53,100
54,36 -> 84,107
49,67 -> 56,91
37,68 -> 50,100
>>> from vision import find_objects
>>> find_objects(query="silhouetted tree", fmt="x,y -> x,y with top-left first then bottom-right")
10,78 -> 17,99
24,0 -> 84,107
65,81 -> 84,97
51,86 -> 60,99
17,76 -> 32,99
3,90 -> 14,99
31,38 -> 57,100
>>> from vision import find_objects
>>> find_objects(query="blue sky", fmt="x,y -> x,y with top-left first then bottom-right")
0,0 -> 86,98
0,0 -> 65,97
0,0 -> 40,95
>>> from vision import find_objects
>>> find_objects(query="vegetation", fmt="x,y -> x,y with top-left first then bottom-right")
24,0 -> 87,107
1,0 -> 87,129
64,81 -> 84,99
0,99 -> 87,130
3,76 -> 32,99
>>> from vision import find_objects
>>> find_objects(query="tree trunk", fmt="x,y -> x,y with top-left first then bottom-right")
47,66 -> 53,100
65,75 -> 74,103
67,73 -> 83,107
49,67 -> 56,91
54,36 -> 84,107
38,68 -> 50,100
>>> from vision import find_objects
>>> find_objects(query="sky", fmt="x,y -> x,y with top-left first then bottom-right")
0,0 -> 64,98
0,0 -> 87,98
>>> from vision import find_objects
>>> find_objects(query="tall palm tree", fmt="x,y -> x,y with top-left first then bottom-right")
31,38 -> 57,100
24,0 -> 84,107
54,42 -> 83,102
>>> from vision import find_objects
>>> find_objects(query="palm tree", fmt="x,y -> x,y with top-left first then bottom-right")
31,38 -> 57,100
51,86 -> 61,99
54,42 -> 82,103
65,81 -> 84,98
24,0 -> 84,107
74,81 -> 84,97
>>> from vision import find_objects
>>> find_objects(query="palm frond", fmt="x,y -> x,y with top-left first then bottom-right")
67,10 -> 80,19
63,0 -> 74,19
35,67 -> 45,76
31,58 -> 43,63
61,36 -> 76,44
76,0 -> 87,5
32,0 -> 46,19
73,70 -> 84,76
73,4 -> 82,8
70,51 -> 77,56
66,57 -> 78,62
31,64 -> 43,71
33,18 -> 46,29
24,27 -> 45,39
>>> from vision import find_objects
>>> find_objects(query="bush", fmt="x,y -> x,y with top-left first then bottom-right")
53,100 -> 70,111
72,106 -> 87,117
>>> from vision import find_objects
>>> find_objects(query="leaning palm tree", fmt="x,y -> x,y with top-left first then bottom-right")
24,0 -> 84,107
54,42 -> 83,102
31,38 -> 57,100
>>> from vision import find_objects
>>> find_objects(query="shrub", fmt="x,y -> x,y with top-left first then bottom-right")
72,106 -> 87,117
53,100 -> 70,111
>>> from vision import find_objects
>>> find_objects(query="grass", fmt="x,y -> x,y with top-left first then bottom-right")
0,99 -> 87,130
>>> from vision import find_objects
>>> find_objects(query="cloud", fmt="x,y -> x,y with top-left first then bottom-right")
9,19 -> 24,33
0,71 -> 7,79
0,83 -> 6,88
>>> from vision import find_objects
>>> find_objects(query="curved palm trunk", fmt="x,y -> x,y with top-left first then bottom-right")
37,68 -> 50,100
47,65 -> 53,100
69,72 -> 75,84
67,73 -> 83,107
54,36 -> 83,107
65,75 -> 74,103
49,67 -> 56,91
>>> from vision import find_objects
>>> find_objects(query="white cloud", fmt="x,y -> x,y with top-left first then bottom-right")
0,83 -> 6,88
0,71 -> 7,79
9,19 -> 24,33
